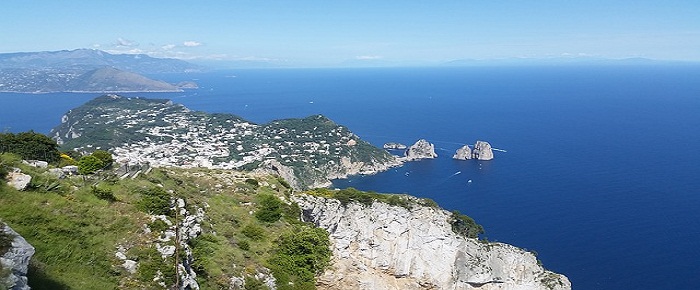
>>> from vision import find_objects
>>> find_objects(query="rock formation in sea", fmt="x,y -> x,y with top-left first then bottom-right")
294,195 -> 570,290
1,222 -> 35,290
453,145 -> 472,160
383,142 -> 407,150
472,141 -> 494,161
404,139 -> 437,161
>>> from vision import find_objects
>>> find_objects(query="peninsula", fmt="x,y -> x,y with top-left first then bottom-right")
51,95 -> 400,189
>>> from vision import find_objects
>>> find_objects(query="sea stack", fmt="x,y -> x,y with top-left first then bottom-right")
405,139 -> 437,161
472,140 -> 494,160
452,145 -> 472,160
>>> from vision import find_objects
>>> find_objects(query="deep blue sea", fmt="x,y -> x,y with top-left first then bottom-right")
2,66 -> 700,289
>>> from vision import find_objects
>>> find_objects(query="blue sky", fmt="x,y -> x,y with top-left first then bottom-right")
2,1 -> 699,66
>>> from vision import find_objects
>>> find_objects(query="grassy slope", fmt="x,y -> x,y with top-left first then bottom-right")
0,153 -> 311,290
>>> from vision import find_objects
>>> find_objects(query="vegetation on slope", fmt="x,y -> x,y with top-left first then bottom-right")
0,152 -> 330,289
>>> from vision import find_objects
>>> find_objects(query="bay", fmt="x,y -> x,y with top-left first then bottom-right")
2,66 -> 700,289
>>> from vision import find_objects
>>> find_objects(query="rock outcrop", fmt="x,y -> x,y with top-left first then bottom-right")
5,169 -> 31,191
453,145 -> 472,160
294,195 -> 570,290
404,139 -> 437,161
1,222 -> 35,290
383,143 -> 407,150
472,141 -> 494,161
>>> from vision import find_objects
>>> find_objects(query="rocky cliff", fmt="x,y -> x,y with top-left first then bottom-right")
294,195 -> 570,290
1,222 -> 35,290
453,145 -> 472,160
404,139 -> 437,161
472,141 -> 494,161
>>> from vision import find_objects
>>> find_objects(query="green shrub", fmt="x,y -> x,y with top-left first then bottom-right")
238,240 -> 250,251
77,155 -> 104,175
268,226 -> 331,290
255,194 -> 282,223
91,186 -> 116,201
244,276 -> 267,290
137,187 -> 173,216
134,246 -> 176,286
244,178 -> 259,188
241,224 -> 266,241
148,219 -> 170,233
90,150 -> 114,168
450,210 -> 484,239
0,131 -> 60,163
189,234 -> 218,276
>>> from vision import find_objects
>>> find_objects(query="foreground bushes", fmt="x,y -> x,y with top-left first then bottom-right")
268,226 -> 331,290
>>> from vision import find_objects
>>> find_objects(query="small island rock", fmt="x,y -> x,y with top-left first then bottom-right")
473,140 -> 494,160
383,142 -> 407,150
453,145 -> 472,160
405,139 -> 437,161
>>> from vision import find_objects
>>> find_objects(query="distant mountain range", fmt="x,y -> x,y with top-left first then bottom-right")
442,57 -> 694,67
0,49 -> 201,93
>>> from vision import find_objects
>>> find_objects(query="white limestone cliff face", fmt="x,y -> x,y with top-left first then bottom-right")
256,156 -> 402,190
405,139 -> 437,161
1,223 -> 35,290
293,195 -> 570,290
472,141 -> 494,161
453,145 -> 472,160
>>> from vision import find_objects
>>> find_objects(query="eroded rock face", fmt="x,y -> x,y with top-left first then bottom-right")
405,139 -> 437,161
472,141 -> 494,161
293,195 -> 570,290
1,223 -> 35,290
453,145 -> 472,160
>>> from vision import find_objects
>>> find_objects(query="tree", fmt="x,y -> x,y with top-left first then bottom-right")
450,210 -> 484,239
255,194 -> 283,223
77,155 -> 104,175
90,150 -> 114,168
269,226 -> 331,289
0,131 -> 60,162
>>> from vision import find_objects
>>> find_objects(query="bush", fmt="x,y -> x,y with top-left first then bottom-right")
91,186 -> 116,201
137,187 -> 173,216
268,226 -> 331,290
244,178 -> 259,188
238,240 -> 250,251
77,155 -> 105,175
255,194 -> 282,223
450,210 -> 484,239
0,131 -> 60,163
244,276 -> 266,290
189,234 -> 218,276
91,150 -> 114,168
148,219 -> 170,233
241,224 -> 266,241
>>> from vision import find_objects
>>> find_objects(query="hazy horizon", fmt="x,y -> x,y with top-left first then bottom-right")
3,1 -> 700,67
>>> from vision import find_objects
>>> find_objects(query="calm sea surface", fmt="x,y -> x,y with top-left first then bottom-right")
2,66 -> 700,289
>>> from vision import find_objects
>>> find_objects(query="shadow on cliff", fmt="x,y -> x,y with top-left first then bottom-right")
27,261 -> 69,290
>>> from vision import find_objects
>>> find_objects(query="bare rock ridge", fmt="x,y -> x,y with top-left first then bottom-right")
1,222 -> 35,290
404,139 -> 437,161
453,140 -> 494,161
294,195 -> 571,290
